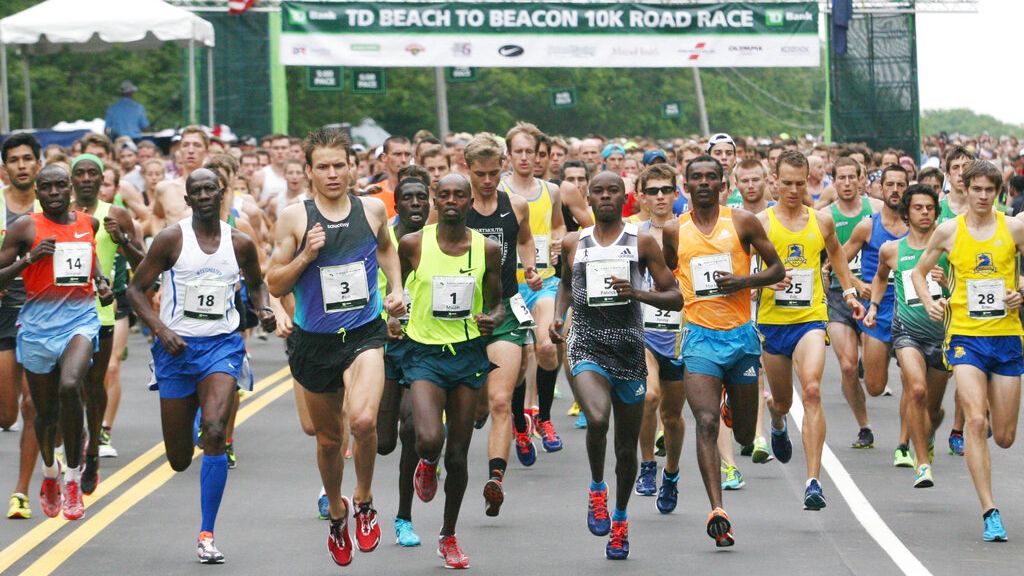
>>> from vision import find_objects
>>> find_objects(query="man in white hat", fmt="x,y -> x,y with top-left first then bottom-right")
104,81 -> 149,140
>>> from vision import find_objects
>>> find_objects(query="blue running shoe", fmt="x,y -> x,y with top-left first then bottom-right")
537,419 -> 563,453
983,509 -> 1007,542
634,461 -> 656,496
605,520 -> 629,560
394,517 -> 421,547
656,472 -> 678,514
514,431 -> 537,467
949,431 -> 964,456
804,478 -> 826,510
574,412 -> 588,429
317,488 -> 329,520
772,420 -> 793,464
587,487 -> 610,536
721,464 -> 745,490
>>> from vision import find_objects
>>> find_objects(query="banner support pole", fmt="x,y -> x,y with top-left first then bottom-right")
434,67 -> 449,137
692,67 -> 709,137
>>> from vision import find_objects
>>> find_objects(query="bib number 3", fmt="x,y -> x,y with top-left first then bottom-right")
320,262 -> 369,313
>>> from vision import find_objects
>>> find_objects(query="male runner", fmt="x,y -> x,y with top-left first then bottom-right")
152,126 -> 208,232
398,173 -> 504,569
550,171 -> 682,559
825,157 -> 882,447
707,133 -> 740,208
757,151 -> 864,510
912,160 -> 1024,542
460,132 -> 540,516
843,164 -> 910,451
69,154 -> 145,495
501,122 -> 567,453
864,184 -> 948,488
268,129 -> 405,568
661,155 -> 784,547
629,164 -> 687,516
127,168 -> 274,562
0,164 -> 111,521
0,133 -> 41,519
251,133 -> 290,206
363,136 -> 413,218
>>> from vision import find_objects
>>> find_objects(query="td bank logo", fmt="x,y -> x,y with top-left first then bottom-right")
765,10 -> 783,26
288,8 -> 307,25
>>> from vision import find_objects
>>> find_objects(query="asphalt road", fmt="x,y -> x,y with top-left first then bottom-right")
1,331 -> 1022,575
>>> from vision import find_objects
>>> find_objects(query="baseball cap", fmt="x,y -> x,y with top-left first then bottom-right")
642,149 -> 668,166
119,80 -> 138,94
705,133 -> 735,153
602,143 -> 626,160
119,140 -> 138,153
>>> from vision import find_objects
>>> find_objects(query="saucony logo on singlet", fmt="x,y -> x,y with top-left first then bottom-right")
459,267 -> 476,274
326,222 -> 350,229
74,231 -> 89,238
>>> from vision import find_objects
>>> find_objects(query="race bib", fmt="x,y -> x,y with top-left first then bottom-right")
775,268 -> 813,308
517,235 -> 550,270
849,251 -> 862,277
184,280 -> 229,320
586,260 -> 630,306
967,278 -> 1005,319
691,253 -> 732,298
432,276 -> 475,319
398,288 -> 411,326
53,242 -> 92,286
901,270 -> 942,307
509,293 -> 536,328
320,262 -> 369,313
643,304 -> 682,331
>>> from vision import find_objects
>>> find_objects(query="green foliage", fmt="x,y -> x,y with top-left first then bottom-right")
921,109 -> 1024,138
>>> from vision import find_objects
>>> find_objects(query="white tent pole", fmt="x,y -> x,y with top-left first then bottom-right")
188,38 -> 196,125
0,39 -> 9,133
20,52 -> 32,129
206,47 -> 214,127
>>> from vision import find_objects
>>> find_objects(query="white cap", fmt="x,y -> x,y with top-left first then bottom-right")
923,157 -> 940,169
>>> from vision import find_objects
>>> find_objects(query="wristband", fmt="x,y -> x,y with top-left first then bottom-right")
868,301 -> 880,309
842,287 -> 858,299
261,306 -> 274,314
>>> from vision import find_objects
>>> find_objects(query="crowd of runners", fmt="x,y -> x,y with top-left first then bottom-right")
1,124 -> 1023,568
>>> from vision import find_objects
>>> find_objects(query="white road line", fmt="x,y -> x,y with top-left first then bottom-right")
788,387 -> 933,576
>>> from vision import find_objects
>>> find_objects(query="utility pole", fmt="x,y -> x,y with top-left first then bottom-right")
692,67 -> 709,137
434,67 -> 449,136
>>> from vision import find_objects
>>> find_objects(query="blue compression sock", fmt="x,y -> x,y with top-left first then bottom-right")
612,508 -> 627,522
590,480 -> 607,492
200,454 -> 229,533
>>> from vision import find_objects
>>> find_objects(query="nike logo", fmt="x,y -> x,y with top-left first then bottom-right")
459,267 -> 476,274
499,212 -> 511,218
74,232 -> 89,239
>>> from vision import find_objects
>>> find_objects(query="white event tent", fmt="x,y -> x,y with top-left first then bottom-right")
0,0 -> 216,133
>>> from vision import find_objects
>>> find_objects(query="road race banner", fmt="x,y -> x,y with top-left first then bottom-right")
279,2 -> 820,68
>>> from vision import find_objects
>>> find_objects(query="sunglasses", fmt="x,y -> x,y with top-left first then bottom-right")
642,186 -> 676,196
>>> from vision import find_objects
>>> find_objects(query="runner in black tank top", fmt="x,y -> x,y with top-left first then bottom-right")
466,191 -> 519,300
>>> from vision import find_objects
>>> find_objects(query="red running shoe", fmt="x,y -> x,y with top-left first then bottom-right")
415,459 -> 438,502
62,478 -> 84,521
39,475 -> 61,519
327,496 -> 353,566
437,534 -> 470,569
483,474 -> 504,517
720,389 -> 733,429
353,500 -> 381,552
706,507 -> 735,547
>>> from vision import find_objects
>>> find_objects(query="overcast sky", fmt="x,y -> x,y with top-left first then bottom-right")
916,0 -> 1020,124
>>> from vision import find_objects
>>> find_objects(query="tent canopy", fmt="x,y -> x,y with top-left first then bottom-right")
0,0 -> 214,53
0,0 -> 215,133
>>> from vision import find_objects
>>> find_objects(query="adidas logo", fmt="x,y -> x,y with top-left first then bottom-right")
634,386 -> 645,397
619,248 -> 633,258
743,366 -> 757,377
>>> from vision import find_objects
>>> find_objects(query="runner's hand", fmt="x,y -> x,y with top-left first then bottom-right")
103,216 -> 127,245
549,318 -> 565,344
929,266 -> 948,290
713,271 -> 745,294
1005,289 -> 1023,310
475,312 -> 496,336
609,276 -> 636,300
258,308 -> 277,333
860,302 -> 875,327
29,236 -> 57,262
387,317 -> 404,340
156,327 -> 187,356
96,277 -> 114,306
301,223 -> 326,263
847,294 -> 866,320
925,297 -> 946,323
767,268 -> 793,292
384,290 -> 406,318
274,309 -> 293,338
524,266 -> 543,291
856,278 -> 871,300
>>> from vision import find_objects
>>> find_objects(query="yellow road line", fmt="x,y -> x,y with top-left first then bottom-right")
17,377 -> 295,576
0,365 -> 292,573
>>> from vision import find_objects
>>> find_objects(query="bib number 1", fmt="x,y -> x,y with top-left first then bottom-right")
432,276 -> 475,319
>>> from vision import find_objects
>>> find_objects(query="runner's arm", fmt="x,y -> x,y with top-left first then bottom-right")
512,194 -> 541,290
912,220 -> 954,321
633,232 -> 683,311
559,180 -> 593,228
813,185 -> 836,210
842,218 -> 871,262
266,203 -> 315,297
661,218 -> 679,271
730,209 -> 785,290
821,211 -> 861,299
370,199 -> 406,318
0,218 -> 39,288
549,234 -> 578,344
477,239 -> 505,336
867,241 -> 896,309
107,205 -> 147,268
234,230 -> 276,333
126,226 -> 185,353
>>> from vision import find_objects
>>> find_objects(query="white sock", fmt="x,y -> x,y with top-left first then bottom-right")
65,463 -> 82,484
42,459 -> 59,479
805,477 -> 818,487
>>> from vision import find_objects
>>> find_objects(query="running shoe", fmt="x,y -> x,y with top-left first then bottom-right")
40,469 -> 61,518
514,430 -> 537,467
437,534 -> 470,569
353,500 -> 381,552
983,509 -> 1008,542
605,520 -> 630,560
574,412 -> 588,429
882,385 -> 894,397
537,419 -> 564,452
706,507 -> 734,547
98,427 -> 118,458
414,459 -> 439,502
587,486 -> 611,536
197,531 -> 225,564
720,389 -> 733,429
803,478 -> 826,511
317,488 -> 329,520
893,445 -> 914,468
721,464 -> 745,490
740,443 -> 754,457
654,430 -> 666,457
751,437 -> 772,464
554,385 -> 562,399
949,431 -> 964,456
7,493 -> 31,519
483,475 -> 504,517
225,442 -> 237,469
851,427 -> 874,449
62,477 -> 85,520
634,461 -> 656,496
525,406 -> 539,438
473,413 -> 489,430
771,420 -> 793,464
568,402 -> 580,417
914,464 -> 934,488
394,517 -> 421,547
81,455 -> 100,495
656,473 -> 678,514
328,512 -> 353,566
